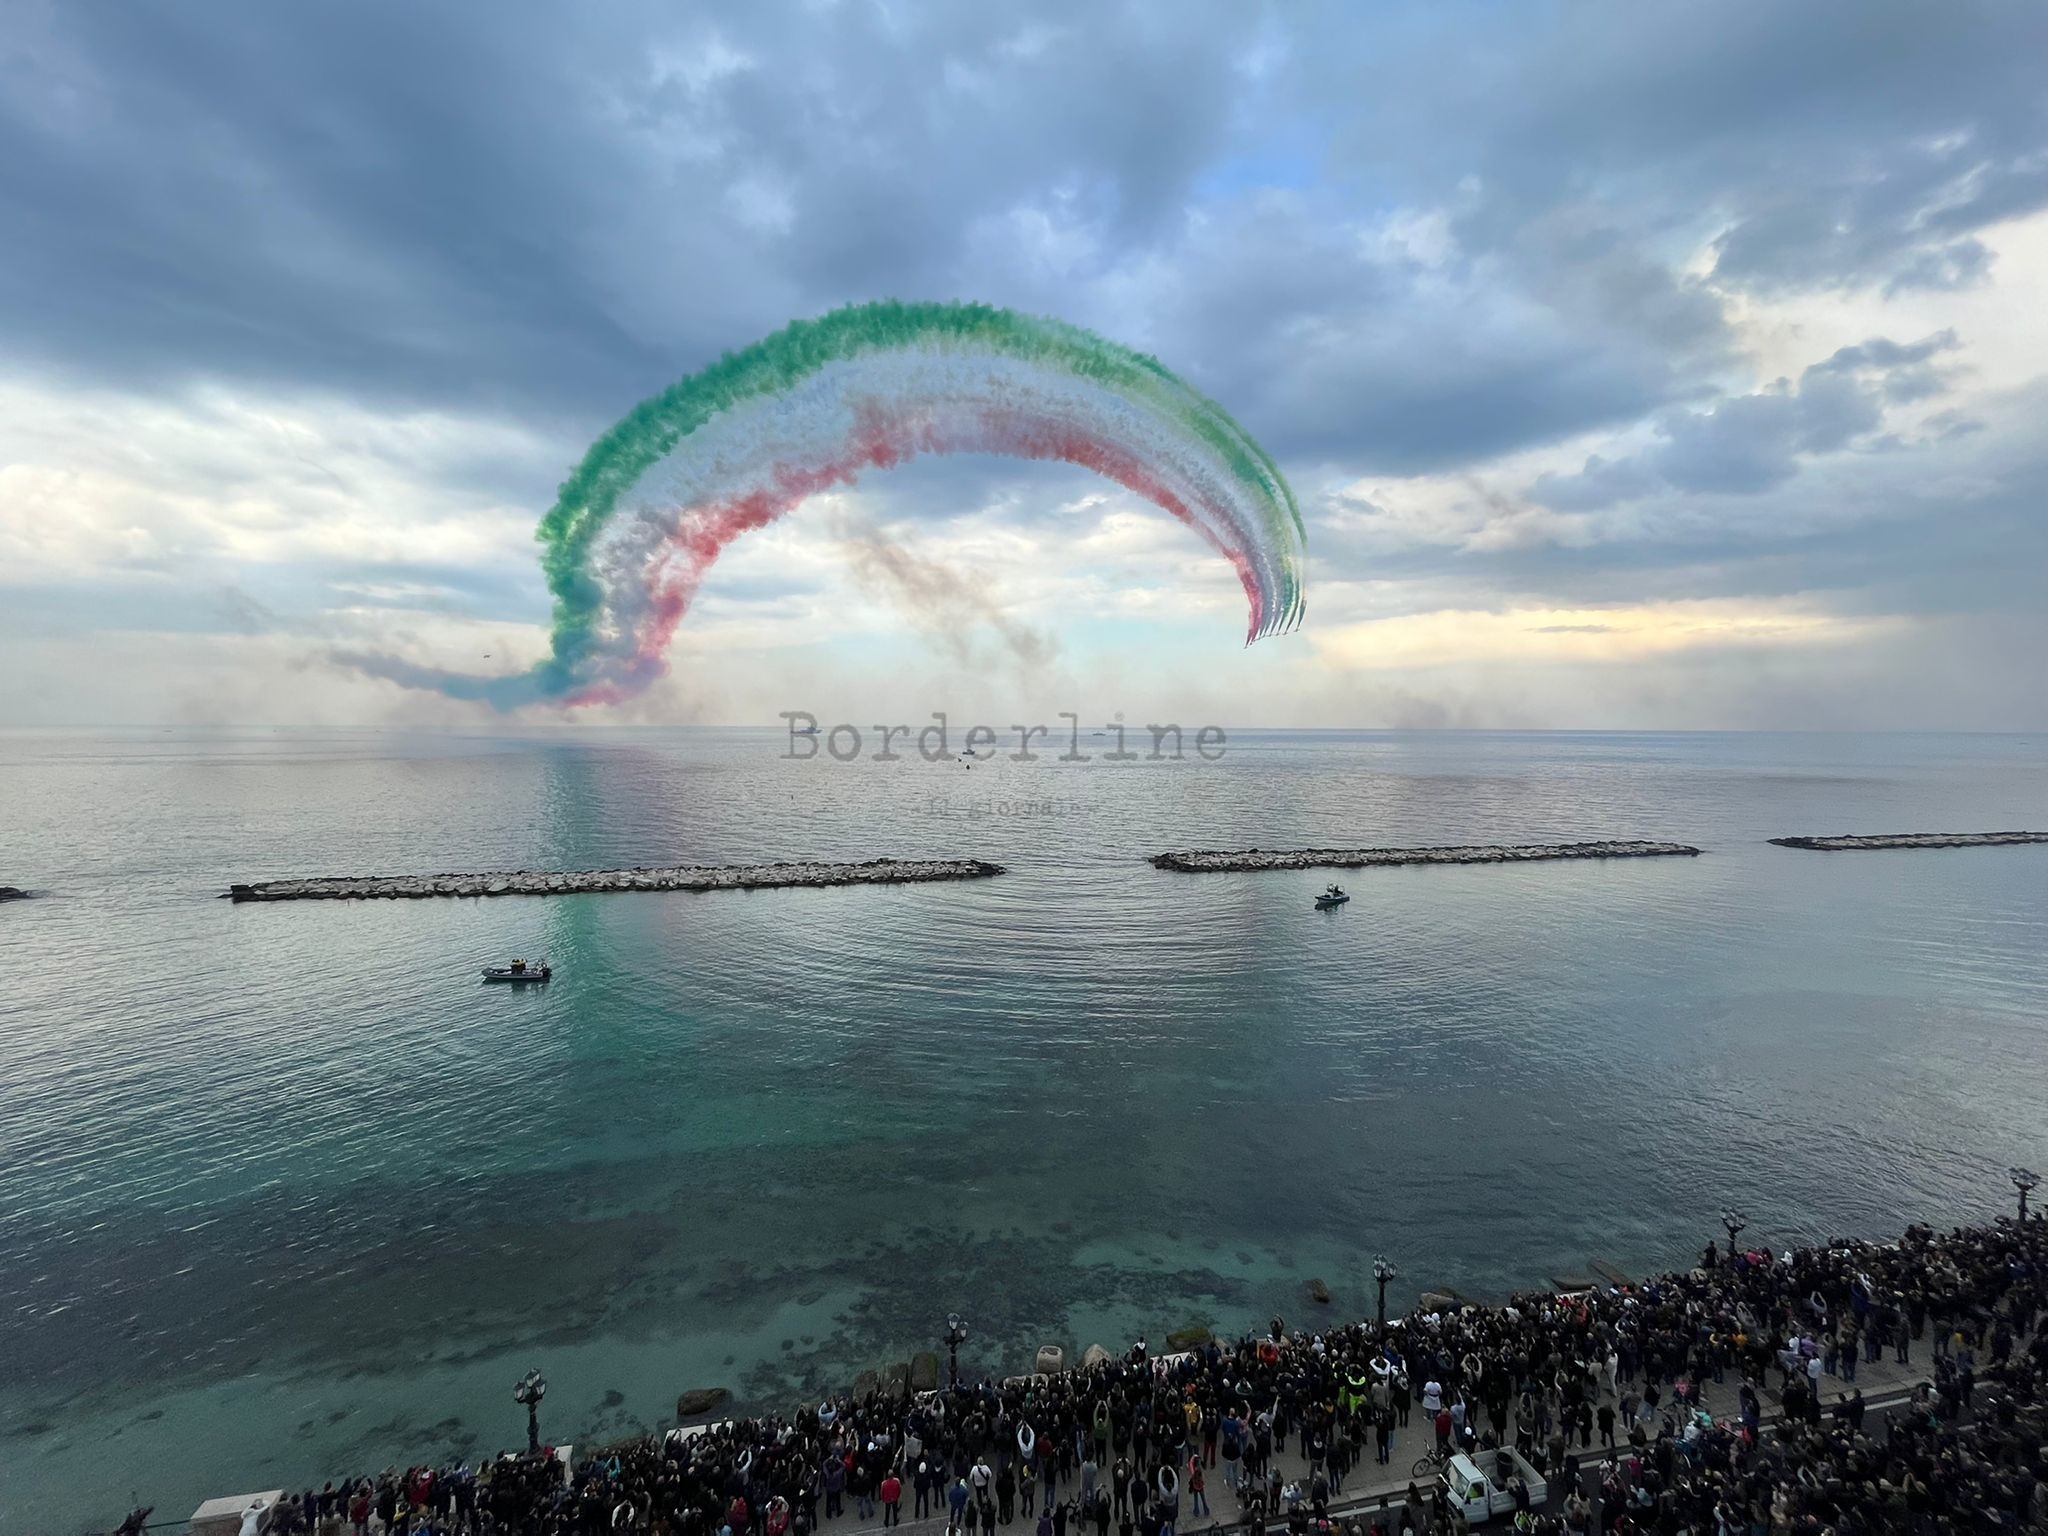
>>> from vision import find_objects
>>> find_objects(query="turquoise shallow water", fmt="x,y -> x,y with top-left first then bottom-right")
2,728 -> 2045,1531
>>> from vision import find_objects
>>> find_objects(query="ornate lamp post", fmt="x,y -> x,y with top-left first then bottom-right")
1372,1255 -> 1398,1329
1720,1209 -> 1747,1261
513,1368 -> 547,1455
944,1312 -> 969,1388
2012,1168 -> 2039,1223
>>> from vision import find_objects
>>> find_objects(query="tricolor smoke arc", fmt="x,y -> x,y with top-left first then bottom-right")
341,301 -> 1306,709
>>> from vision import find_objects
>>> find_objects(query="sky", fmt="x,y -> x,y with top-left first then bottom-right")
3,0 -> 2046,730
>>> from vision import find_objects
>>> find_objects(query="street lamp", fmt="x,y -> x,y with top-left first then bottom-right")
513,1368 -> 547,1455
1720,1209 -> 1747,1261
944,1312 -> 969,1388
2012,1168 -> 2038,1223
1372,1256 -> 1398,1330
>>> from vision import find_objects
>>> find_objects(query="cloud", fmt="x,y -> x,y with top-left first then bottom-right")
1309,598 -> 1900,671
1076,191 -> 1735,476
1306,2 -> 2048,301
1528,454 -> 1662,514
3,1 -> 2048,727
1709,144 -> 2048,297
1529,330 -> 1960,508
0,2 -> 1259,415
0,377 -> 564,646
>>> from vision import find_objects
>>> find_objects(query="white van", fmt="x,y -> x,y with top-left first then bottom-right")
1440,1446 -> 1549,1524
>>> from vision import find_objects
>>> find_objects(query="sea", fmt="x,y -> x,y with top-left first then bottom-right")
2,727 -> 2045,1532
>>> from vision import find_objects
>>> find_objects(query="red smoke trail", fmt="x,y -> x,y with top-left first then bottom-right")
563,400 -> 1264,705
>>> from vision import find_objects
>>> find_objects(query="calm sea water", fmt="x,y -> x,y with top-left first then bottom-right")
2,728 -> 2045,1531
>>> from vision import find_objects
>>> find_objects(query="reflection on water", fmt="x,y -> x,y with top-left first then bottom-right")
0,728 -> 2044,1531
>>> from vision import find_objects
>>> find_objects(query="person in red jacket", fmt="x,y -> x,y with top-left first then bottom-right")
881,1471 -> 904,1527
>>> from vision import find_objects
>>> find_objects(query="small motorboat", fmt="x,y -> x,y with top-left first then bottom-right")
483,959 -> 552,984
1314,883 -> 1350,909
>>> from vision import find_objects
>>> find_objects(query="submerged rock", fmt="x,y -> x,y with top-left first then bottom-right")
0,887 -> 29,903
1164,1326 -> 1212,1351
1305,1277 -> 1331,1305
674,1388 -> 730,1419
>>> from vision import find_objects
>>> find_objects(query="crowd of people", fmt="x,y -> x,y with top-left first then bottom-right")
236,1217 -> 2044,1536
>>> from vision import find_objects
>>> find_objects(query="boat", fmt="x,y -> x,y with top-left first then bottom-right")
1314,883 -> 1350,909
483,959 -> 552,983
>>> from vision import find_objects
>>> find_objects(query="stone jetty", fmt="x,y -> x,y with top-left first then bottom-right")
1149,839 -> 1699,873
225,857 -> 1005,903
1768,830 -> 2048,851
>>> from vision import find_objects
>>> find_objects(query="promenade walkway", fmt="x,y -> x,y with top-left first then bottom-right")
747,1332 -> 1934,1536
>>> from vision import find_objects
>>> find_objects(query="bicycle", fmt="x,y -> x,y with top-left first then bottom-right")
1410,1445 -> 1453,1477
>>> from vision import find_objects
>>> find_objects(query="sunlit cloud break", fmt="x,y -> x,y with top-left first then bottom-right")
335,301 -> 1305,710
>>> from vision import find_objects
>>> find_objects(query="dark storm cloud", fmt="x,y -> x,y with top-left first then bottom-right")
0,1 -> 1254,417
4,0 -> 2041,474
1307,0 -> 2048,299
1709,146 -> 2048,297
0,5 -> 673,411
1113,194 -> 1733,474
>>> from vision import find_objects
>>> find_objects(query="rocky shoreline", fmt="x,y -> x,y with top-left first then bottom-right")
1149,839 -> 1701,873
1768,830 -> 2048,851
225,858 -> 1006,902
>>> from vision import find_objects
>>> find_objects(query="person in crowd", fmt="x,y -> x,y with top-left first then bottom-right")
245,1216 -> 2047,1536
879,1468 -> 901,1527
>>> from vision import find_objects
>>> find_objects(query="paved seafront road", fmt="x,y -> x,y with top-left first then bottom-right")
707,1344 -> 1935,1536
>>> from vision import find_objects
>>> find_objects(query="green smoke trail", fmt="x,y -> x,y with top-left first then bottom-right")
531,301 -> 1304,691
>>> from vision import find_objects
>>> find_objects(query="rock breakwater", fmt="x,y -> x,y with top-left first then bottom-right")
1149,839 -> 1700,873
226,858 -> 1006,902
1768,831 -> 2048,851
